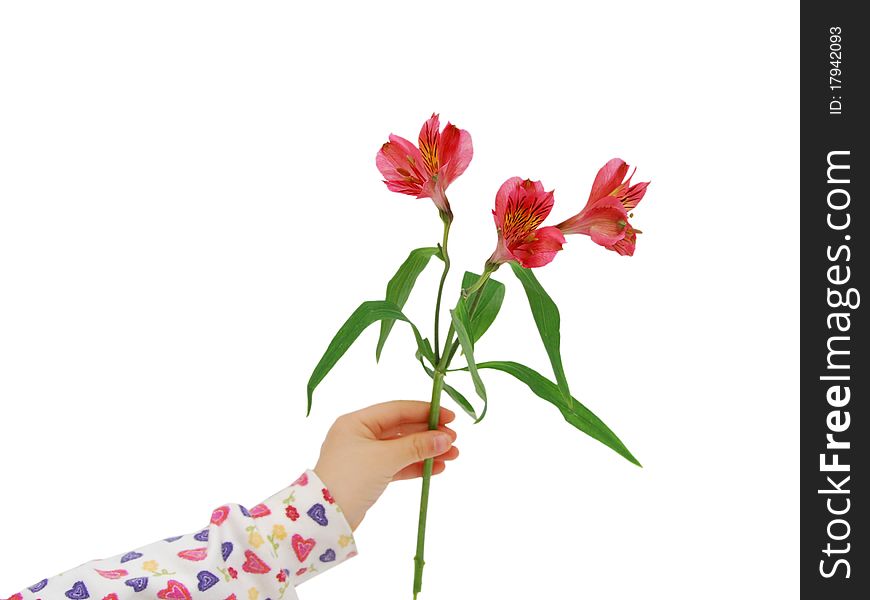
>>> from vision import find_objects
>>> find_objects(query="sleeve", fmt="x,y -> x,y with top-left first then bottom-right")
6,469 -> 358,600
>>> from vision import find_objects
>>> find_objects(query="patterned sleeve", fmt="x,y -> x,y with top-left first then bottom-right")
6,469 -> 357,600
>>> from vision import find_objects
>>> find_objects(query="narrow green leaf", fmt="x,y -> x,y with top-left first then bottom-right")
449,297 -> 487,422
461,271 -> 506,344
418,338 -> 436,367
418,360 -> 478,421
376,247 -> 440,362
509,262 -> 572,407
470,360 -> 640,466
442,381 -> 478,422
308,300 -> 429,415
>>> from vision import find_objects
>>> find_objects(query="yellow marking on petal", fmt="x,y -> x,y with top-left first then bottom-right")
420,144 -> 438,175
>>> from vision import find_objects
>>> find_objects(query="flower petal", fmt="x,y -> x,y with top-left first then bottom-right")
493,176 -> 526,229
510,226 -> 566,268
503,179 -> 555,240
439,123 -> 473,187
376,134 -> 427,196
611,224 -> 638,256
418,113 -> 442,176
587,158 -> 629,205
558,197 -> 628,247
620,181 -> 649,211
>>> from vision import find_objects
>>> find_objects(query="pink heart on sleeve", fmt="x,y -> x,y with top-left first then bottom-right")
211,505 -> 230,525
291,533 -> 316,562
95,568 -> 128,579
249,503 -> 271,518
177,547 -> 208,561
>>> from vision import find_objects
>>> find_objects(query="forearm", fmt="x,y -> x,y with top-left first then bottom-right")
6,470 -> 357,600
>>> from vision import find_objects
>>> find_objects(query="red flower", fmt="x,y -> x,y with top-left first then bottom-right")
556,158 -> 650,256
487,178 -> 565,268
228,567 -> 238,579
376,113 -> 473,219
285,505 -> 299,521
322,488 -> 335,504
277,571 -> 287,583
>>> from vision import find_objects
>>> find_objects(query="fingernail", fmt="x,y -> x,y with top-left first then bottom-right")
434,433 -> 451,454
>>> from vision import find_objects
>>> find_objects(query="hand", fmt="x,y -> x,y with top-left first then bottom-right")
313,400 -> 459,531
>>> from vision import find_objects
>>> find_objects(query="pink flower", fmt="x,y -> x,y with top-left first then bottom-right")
487,177 -> 565,269
556,158 -> 650,256
376,114 -> 473,219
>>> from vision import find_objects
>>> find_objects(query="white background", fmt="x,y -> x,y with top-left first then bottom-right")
0,1 -> 799,598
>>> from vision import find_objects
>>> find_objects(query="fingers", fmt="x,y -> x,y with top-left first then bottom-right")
380,429 -> 455,472
392,445 -> 459,480
435,445 -> 460,461
350,400 -> 456,437
392,460 -> 446,481
378,423 -> 457,442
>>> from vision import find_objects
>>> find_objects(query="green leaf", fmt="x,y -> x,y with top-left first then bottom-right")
461,271 -> 506,344
308,300 -> 429,415
418,360 -> 478,421
376,247 -> 440,362
417,337 -> 436,367
472,360 -> 640,466
509,262 -> 572,407
449,297 -> 488,422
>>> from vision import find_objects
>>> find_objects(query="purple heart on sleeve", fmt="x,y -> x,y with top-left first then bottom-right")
29,579 -> 48,593
194,529 -> 209,542
64,581 -> 89,599
121,551 -> 143,563
307,503 -> 328,526
124,577 -> 149,592
319,548 -> 336,562
221,541 -> 233,561
197,570 -> 220,591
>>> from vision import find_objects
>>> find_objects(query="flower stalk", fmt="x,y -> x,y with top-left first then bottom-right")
413,368 -> 445,599
433,216 -> 452,361
414,263 -> 493,598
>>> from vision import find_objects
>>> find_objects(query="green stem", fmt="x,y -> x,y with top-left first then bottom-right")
413,369 -> 445,599
445,264 -> 497,365
413,260 -> 496,598
433,219 -> 452,362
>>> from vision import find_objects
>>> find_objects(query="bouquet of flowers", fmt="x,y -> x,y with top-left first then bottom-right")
307,114 -> 650,598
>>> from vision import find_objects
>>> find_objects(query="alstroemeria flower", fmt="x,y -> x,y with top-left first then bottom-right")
556,158 -> 650,256
376,114 -> 473,218
487,177 -> 566,269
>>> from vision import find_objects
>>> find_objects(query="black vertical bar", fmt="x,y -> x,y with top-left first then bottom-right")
802,2 -> 867,597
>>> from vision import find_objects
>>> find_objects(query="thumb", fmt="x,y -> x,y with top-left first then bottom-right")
384,430 -> 453,472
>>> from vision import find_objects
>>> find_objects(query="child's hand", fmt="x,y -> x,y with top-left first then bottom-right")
314,400 -> 459,531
